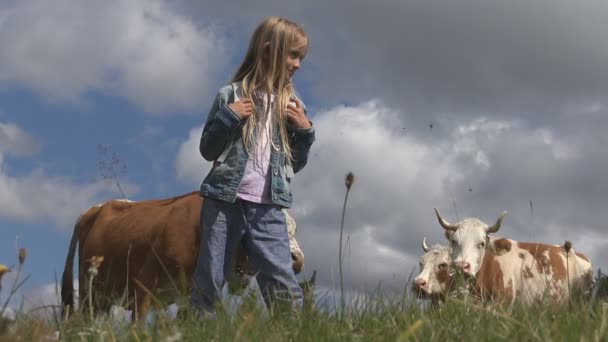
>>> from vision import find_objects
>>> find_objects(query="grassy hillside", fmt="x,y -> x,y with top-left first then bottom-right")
1,285 -> 608,341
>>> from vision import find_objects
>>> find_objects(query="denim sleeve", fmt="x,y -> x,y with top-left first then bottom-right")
199,93 -> 242,161
288,104 -> 316,174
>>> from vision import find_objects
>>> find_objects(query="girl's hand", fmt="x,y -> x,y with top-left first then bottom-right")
286,98 -> 311,129
228,98 -> 254,119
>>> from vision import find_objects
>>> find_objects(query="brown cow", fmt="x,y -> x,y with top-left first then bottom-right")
434,208 -> 594,303
61,191 -> 305,320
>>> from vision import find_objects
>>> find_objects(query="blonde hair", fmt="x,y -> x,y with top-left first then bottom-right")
232,16 -> 309,163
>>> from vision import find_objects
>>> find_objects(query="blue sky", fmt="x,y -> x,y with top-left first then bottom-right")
2,0 -> 608,313
0,87 -> 200,286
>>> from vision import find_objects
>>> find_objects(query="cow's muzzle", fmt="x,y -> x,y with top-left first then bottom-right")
414,278 -> 428,290
454,261 -> 474,277
412,278 -> 431,297
291,252 -> 304,274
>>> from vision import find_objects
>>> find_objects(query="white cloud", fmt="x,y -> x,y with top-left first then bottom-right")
0,122 -> 41,156
22,282 -> 65,315
173,100 -> 608,290
293,101 -> 467,227
566,101 -> 605,117
175,124 -> 211,185
287,102 -> 463,289
0,280 -> 79,319
0,0 -> 228,114
300,102 -> 607,288
0,170 -> 116,227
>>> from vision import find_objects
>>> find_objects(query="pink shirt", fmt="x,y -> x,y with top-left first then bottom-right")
236,94 -> 274,204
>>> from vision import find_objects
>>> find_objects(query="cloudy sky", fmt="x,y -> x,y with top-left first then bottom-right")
1,0 -> 607,311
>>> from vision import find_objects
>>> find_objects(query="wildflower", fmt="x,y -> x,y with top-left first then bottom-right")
166,329 -> 182,342
564,240 -> 572,254
86,256 -> 104,320
87,256 -> 104,277
0,265 -> 9,278
345,172 -> 355,190
339,171 -> 355,319
18,248 -> 27,265
0,264 -> 9,292
43,331 -> 60,341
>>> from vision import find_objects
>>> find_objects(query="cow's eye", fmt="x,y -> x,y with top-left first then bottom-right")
438,263 -> 448,270
478,242 -> 485,248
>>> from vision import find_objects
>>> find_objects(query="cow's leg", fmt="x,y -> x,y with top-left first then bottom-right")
93,286 -> 113,318
175,267 -> 192,320
241,203 -> 303,313
132,256 -> 160,323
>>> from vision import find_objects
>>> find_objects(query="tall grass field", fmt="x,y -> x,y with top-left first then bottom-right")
2,269 -> 608,341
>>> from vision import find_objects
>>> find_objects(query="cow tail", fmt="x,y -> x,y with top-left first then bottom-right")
61,214 -> 82,314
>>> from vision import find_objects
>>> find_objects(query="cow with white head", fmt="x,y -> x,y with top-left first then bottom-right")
434,208 -> 505,277
412,237 -> 454,305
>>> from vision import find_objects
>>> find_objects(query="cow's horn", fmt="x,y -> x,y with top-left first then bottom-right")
486,211 -> 507,233
422,237 -> 430,252
434,208 -> 458,231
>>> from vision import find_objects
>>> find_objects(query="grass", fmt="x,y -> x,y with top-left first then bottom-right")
1,290 -> 608,341
2,238 -> 608,341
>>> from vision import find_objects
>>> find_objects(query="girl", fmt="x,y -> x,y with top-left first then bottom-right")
190,16 -> 315,314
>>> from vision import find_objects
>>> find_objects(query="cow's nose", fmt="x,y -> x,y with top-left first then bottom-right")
414,278 -> 427,288
291,252 -> 304,274
455,261 -> 472,274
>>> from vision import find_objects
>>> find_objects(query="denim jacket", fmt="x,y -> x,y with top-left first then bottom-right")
199,83 -> 316,208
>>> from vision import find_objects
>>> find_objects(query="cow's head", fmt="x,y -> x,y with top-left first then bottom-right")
434,208 -> 506,277
413,237 -> 452,301
285,209 -> 304,274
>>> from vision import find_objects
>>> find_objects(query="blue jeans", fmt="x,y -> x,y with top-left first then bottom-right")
190,197 -> 303,313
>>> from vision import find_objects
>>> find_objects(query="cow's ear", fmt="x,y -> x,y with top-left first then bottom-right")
444,230 -> 452,240
489,238 -> 512,256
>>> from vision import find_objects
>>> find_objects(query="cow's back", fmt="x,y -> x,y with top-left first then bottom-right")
474,239 -> 593,303
79,191 -> 202,307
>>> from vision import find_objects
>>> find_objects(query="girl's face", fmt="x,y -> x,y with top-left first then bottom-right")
285,45 -> 306,80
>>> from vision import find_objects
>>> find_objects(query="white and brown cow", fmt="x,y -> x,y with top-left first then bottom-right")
412,237 -> 454,306
434,208 -> 593,303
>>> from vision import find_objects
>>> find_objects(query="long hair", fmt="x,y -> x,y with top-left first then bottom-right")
231,16 -> 309,163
